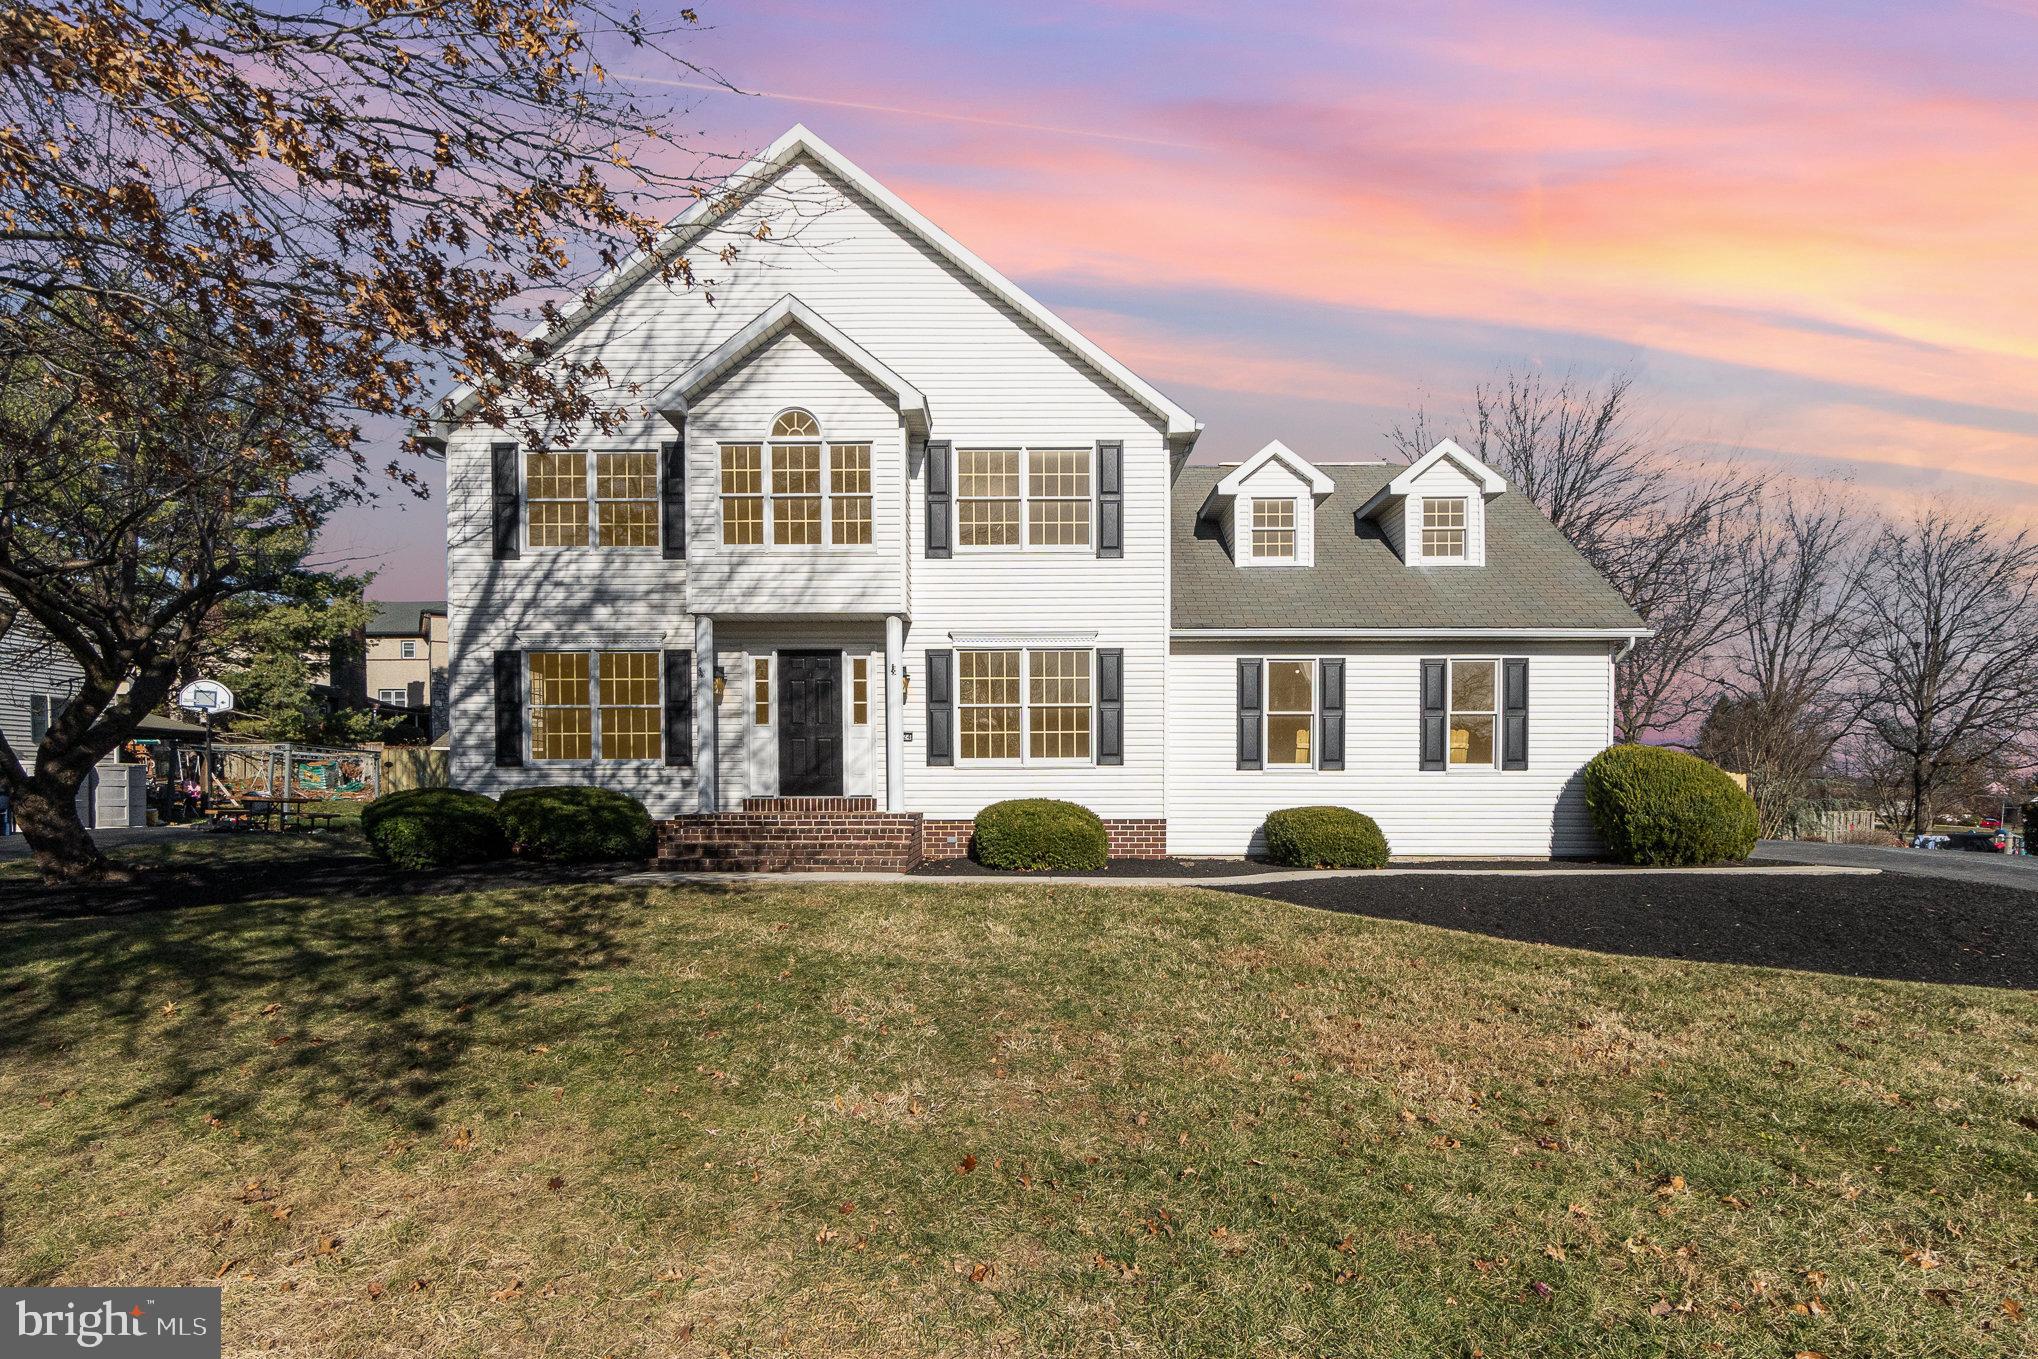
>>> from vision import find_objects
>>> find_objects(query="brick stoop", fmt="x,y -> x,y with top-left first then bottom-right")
656,808 -> 923,872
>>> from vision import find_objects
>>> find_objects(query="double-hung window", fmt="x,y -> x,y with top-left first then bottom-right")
719,409 -> 874,547
1252,499 -> 1296,561
528,650 -> 663,762
1265,660 -> 1314,766
399,640 -> 419,659
956,648 -> 1092,762
525,449 -> 658,549
1448,659 -> 1496,766
956,447 -> 1091,549
376,688 -> 409,707
1423,498 -> 1467,559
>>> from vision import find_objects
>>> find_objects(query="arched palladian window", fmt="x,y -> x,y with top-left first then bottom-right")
719,408 -> 871,546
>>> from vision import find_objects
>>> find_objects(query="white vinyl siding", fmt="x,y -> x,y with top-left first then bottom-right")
1166,639 -> 1613,857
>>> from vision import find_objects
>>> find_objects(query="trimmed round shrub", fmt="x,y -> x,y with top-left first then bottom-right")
496,785 -> 655,863
1262,805 -> 1390,869
972,798 -> 1109,871
360,788 -> 507,870
1582,744 -> 1759,865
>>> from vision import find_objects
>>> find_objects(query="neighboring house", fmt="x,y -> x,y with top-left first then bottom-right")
0,604 -> 147,830
434,126 -> 1646,859
363,601 -> 449,735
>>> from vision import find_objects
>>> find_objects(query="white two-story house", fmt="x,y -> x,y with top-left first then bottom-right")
436,126 -> 1645,863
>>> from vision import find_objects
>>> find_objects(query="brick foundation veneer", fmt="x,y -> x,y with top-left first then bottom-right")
923,817 -> 1169,861
656,809 -> 922,872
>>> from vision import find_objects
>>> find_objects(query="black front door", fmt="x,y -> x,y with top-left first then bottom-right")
778,650 -> 844,796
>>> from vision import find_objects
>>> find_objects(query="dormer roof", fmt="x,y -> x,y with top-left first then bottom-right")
1215,439 -> 1335,498
650,294 -> 928,437
1359,438 -> 1508,519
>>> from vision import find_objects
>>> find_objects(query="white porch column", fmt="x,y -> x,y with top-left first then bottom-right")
693,614 -> 717,812
884,614 -> 905,812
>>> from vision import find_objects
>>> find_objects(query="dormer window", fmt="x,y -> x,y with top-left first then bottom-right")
1422,498 -> 1467,559
1251,499 -> 1296,560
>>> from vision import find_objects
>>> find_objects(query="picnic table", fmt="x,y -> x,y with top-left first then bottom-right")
214,795 -> 345,832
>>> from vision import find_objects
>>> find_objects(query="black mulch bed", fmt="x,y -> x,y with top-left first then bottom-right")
1219,872 -> 2038,990
909,856 -> 1272,879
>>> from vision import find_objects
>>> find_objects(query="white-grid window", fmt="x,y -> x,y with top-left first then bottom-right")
956,447 -> 1092,549
377,688 -> 408,707
1251,499 -> 1295,560
718,410 -> 874,548
956,648 -> 1093,763
399,640 -> 419,659
525,449 -> 658,550
528,650 -> 662,762
1265,660 -> 1314,766
1449,659 -> 1496,766
851,656 -> 870,726
753,657 -> 771,726
1423,498 -> 1467,559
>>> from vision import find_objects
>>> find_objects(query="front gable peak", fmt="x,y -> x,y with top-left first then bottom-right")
1386,438 -> 1507,498
1216,439 -> 1335,498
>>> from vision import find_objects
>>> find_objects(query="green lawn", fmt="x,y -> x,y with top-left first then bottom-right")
2,835 -> 2033,1356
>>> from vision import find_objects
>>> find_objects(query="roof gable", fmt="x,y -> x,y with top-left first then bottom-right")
441,125 -> 1199,442
1215,439 -> 1335,499
1387,438 -> 1507,498
652,295 -> 927,436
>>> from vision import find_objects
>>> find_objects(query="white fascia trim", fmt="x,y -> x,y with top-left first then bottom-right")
652,294 -> 928,436
1386,438 -> 1508,498
1172,627 -> 1654,641
438,124 -> 1200,442
1214,439 -> 1334,498
510,629 -> 688,648
950,629 -> 1100,648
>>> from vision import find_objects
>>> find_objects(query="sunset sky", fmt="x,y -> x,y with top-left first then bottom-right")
338,0 -> 2038,597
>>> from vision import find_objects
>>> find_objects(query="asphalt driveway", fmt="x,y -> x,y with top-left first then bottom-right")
1754,838 -> 2038,891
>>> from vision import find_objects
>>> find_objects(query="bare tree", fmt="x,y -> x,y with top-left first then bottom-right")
1394,369 -> 1753,739
1698,495 -> 1867,835
1854,509 -> 2038,835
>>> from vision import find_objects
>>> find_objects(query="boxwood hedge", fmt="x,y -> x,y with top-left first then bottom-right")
1262,805 -> 1390,869
972,798 -> 1109,872
1582,743 -> 1759,865
359,788 -> 507,870
495,785 -> 655,863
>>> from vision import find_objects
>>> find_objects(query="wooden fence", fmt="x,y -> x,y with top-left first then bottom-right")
379,746 -> 449,793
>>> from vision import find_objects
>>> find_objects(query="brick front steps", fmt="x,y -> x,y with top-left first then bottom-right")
654,805 -> 1171,872
655,802 -> 923,872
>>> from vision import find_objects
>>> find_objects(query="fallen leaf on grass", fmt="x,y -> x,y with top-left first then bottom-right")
366,1281 -> 385,1301
1903,1249 -> 1943,1271
490,1279 -> 524,1302
2004,1298 -> 2026,1320
1543,1244 -> 1566,1262
1655,1175 -> 1687,1197
545,1176 -> 564,1191
957,1154 -> 977,1174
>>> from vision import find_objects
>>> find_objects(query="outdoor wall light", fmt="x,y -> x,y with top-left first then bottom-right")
713,666 -> 726,703
901,666 -> 910,702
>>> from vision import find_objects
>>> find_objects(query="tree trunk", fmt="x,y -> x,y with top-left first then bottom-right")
1910,762 -> 1932,837
11,772 -> 115,883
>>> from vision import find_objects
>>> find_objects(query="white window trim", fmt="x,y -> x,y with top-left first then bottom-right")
526,649 -> 665,765
1261,657 -> 1319,770
751,654 -> 773,728
399,640 -> 419,659
520,446 -> 664,554
1441,656 -> 1501,772
1242,495 -> 1309,568
953,646 -> 1097,767
376,688 -> 409,706
1418,496 -> 1471,565
952,445 -> 1096,554
717,436 -> 877,551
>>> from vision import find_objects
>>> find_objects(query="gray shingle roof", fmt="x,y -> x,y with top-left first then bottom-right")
1172,465 -> 1644,632
366,600 -> 446,637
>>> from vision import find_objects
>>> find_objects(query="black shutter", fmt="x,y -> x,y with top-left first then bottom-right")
1319,658 -> 1345,771
1096,440 -> 1123,559
664,649 -> 693,768
1502,658 -> 1529,770
925,649 -> 954,765
493,649 -> 524,767
661,430 -> 687,560
1419,659 -> 1447,771
28,693 -> 49,745
925,440 -> 952,559
1096,648 -> 1124,765
1237,658 -> 1263,770
491,441 -> 520,560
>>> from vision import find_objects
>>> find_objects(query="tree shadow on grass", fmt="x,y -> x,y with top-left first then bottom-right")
0,838 -> 737,1131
